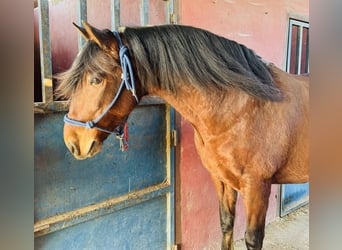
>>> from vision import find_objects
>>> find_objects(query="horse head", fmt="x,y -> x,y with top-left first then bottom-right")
56,21 -> 140,160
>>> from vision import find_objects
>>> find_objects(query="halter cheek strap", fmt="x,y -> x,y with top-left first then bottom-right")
63,31 -> 138,151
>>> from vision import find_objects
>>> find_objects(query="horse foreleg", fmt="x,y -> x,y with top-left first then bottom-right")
220,191 -> 237,250
241,180 -> 271,250
212,177 -> 237,250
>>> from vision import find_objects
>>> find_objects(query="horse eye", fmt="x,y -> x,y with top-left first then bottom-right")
89,77 -> 102,85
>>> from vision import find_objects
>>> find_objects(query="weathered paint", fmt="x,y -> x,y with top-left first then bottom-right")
35,105 -> 175,249
177,0 -> 309,248
178,120 -> 221,249
179,0 -> 309,68
35,1 -> 177,248
36,196 -> 168,250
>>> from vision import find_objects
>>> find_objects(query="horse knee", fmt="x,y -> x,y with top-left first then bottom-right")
244,227 -> 264,250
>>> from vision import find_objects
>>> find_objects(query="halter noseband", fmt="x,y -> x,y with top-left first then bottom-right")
63,31 -> 139,151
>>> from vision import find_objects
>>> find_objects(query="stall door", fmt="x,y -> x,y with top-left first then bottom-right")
34,0 -> 176,248
34,103 -> 175,249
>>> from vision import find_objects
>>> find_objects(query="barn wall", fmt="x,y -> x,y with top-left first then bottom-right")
176,0 -> 309,248
35,1 -> 309,248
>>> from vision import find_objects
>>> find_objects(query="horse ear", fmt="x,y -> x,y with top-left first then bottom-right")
81,21 -> 112,51
73,22 -> 90,40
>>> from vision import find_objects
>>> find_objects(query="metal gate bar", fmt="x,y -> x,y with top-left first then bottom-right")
77,0 -> 87,47
37,0 -> 53,105
111,0 -> 120,30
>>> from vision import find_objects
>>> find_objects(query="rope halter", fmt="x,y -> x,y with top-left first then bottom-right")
63,31 -> 138,151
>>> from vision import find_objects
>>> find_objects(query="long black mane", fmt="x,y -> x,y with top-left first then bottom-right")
57,24 -> 282,101
124,25 -> 282,101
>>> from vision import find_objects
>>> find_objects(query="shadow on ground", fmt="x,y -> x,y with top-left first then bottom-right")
234,204 -> 309,250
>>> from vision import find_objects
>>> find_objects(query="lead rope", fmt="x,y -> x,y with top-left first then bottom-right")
116,122 -> 129,151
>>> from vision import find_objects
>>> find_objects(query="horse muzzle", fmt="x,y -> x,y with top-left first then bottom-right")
63,125 -> 103,160
65,138 -> 102,160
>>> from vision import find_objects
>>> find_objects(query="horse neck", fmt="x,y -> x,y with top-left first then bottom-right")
149,84 -> 254,136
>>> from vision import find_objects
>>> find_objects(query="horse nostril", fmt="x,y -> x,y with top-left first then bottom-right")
88,140 -> 96,155
67,141 -> 79,156
87,140 -> 102,157
69,144 -> 75,154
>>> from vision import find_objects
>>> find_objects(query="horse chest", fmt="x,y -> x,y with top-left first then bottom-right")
193,131 -> 244,190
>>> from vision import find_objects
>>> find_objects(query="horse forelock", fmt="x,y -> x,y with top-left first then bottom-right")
123,25 -> 283,101
55,41 -> 117,100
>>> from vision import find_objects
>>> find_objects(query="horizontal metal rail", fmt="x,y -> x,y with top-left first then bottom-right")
34,180 -> 172,237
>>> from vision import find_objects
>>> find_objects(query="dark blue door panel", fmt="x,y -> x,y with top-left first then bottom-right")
35,196 -> 168,250
34,104 -> 174,249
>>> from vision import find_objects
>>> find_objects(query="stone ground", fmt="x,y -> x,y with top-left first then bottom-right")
234,204 -> 309,250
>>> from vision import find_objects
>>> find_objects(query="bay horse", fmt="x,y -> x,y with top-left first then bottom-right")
56,21 -> 308,250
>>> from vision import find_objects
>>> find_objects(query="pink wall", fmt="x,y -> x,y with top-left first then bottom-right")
177,0 -> 308,248
179,0 -> 309,68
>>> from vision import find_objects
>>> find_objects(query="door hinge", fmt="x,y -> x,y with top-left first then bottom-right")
171,129 -> 177,147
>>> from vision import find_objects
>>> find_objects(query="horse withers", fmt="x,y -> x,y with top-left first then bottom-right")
56,22 -> 309,250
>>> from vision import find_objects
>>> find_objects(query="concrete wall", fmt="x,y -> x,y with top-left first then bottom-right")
176,0 -> 309,249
